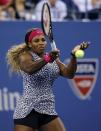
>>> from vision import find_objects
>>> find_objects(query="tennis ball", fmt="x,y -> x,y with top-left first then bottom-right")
75,49 -> 85,58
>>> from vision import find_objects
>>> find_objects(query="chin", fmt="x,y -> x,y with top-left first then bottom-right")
40,48 -> 45,52
38,50 -> 44,55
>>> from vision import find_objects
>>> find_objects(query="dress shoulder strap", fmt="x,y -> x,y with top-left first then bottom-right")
29,51 -> 41,61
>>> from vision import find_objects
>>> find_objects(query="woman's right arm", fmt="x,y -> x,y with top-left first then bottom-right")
19,49 -> 60,74
19,52 -> 47,74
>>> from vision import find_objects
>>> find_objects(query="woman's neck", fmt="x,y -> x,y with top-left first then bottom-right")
29,49 -> 45,57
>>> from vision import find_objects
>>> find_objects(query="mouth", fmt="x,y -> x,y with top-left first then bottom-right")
38,46 -> 45,50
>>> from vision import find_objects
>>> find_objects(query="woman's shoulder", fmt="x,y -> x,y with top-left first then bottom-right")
19,51 -> 32,61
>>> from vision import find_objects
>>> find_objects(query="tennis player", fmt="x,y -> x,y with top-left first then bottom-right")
6,28 -> 88,131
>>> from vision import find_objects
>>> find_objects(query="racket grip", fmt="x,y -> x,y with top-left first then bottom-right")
51,40 -> 57,51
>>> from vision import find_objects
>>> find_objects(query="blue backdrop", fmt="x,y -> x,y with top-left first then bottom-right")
0,21 -> 101,131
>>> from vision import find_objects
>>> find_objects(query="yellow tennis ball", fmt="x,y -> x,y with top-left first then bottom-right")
75,49 -> 85,58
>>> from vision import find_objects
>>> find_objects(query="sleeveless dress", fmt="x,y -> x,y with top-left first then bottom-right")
13,52 -> 60,119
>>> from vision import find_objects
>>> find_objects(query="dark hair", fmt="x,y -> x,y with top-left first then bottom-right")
25,28 -> 34,45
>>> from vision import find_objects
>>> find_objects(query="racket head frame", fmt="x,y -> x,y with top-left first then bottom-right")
41,2 -> 53,42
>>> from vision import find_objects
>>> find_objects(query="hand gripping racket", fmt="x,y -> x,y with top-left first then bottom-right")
41,2 -> 57,51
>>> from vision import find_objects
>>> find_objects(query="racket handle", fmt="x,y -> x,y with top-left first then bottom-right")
51,40 -> 57,51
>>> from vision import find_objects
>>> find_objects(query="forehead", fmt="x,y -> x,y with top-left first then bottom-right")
32,34 -> 45,40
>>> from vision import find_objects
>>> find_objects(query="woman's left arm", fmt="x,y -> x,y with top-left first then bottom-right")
56,41 -> 89,78
56,56 -> 77,79
56,42 -> 90,79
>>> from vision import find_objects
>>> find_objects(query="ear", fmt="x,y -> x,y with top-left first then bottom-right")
28,42 -> 32,48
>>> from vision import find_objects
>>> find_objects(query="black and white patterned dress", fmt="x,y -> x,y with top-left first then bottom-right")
13,52 -> 60,119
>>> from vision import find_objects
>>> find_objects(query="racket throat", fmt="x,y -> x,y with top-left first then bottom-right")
51,40 -> 57,51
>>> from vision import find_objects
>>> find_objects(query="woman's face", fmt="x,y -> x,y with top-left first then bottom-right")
29,35 -> 47,55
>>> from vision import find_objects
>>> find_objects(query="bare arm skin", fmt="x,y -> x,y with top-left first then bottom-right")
58,41 -> 89,78
18,52 -> 47,75
56,56 -> 77,79
18,49 -> 60,75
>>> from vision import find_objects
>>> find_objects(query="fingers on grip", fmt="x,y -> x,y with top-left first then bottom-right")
80,41 -> 90,50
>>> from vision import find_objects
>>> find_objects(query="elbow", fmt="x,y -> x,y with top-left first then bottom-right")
62,71 -> 76,79
67,74 -> 75,79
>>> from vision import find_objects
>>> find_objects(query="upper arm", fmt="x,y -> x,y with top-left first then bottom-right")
19,52 -> 46,74
19,52 -> 34,73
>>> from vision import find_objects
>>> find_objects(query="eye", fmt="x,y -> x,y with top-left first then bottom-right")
33,39 -> 40,43
41,38 -> 46,42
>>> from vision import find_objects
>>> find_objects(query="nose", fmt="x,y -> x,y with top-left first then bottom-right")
38,41 -> 47,48
39,40 -> 45,43
39,39 -> 46,44
40,39 -> 46,43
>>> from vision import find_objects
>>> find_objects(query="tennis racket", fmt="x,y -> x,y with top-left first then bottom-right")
41,2 -> 57,51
